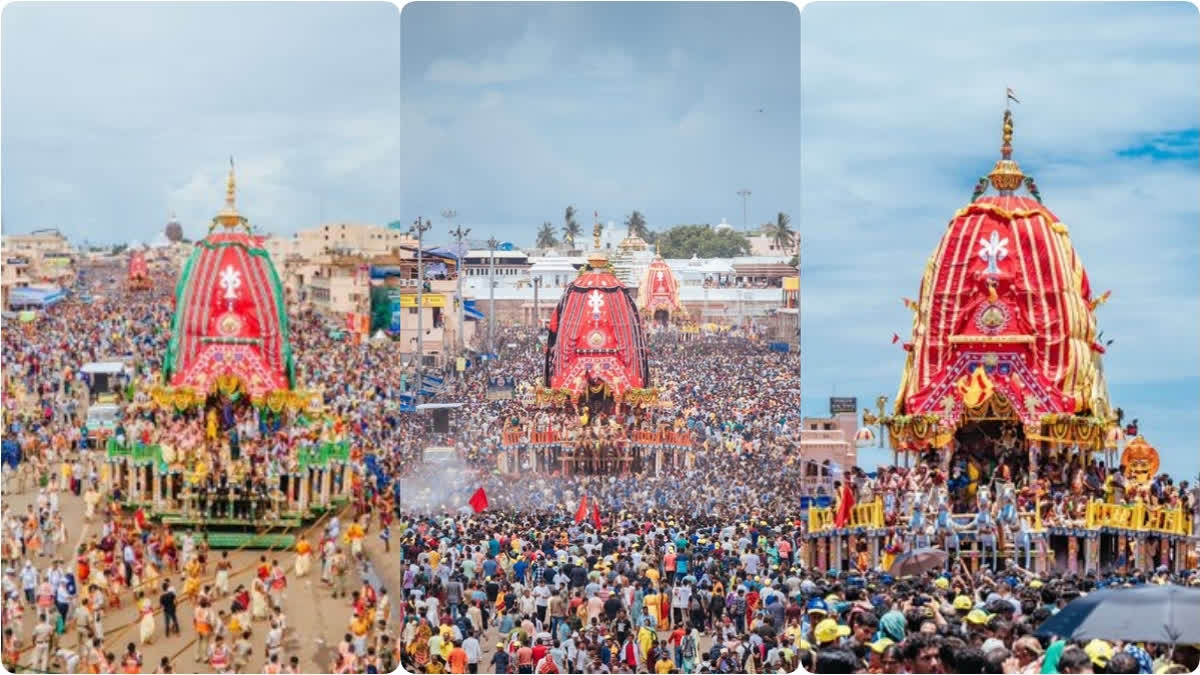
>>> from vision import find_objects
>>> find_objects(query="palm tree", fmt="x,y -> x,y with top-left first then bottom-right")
535,222 -> 558,249
763,212 -> 795,253
624,210 -> 649,239
562,206 -> 581,250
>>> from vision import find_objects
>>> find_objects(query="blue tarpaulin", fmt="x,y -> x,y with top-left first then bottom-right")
768,341 -> 792,353
463,299 -> 485,321
9,287 -> 65,308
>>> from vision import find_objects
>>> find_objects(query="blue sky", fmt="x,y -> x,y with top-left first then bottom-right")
801,2 -> 1200,479
400,2 -> 800,244
1,2 -> 399,243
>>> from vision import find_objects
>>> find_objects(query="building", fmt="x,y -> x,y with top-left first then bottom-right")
461,249 -> 530,278
2,228 -> 76,307
294,246 -> 473,366
798,399 -> 860,472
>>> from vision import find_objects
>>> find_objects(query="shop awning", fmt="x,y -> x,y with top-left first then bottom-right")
8,287 -> 65,308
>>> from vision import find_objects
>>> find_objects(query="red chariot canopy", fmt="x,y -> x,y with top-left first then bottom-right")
544,253 -> 650,398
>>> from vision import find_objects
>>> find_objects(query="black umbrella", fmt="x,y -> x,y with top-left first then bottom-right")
1035,584 -> 1200,645
887,547 -> 948,577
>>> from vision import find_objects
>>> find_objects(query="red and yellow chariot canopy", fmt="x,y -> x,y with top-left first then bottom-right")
637,256 -> 684,316
894,111 -> 1113,441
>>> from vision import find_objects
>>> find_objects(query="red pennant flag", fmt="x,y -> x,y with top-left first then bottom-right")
468,487 -> 489,513
891,333 -> 901,344
592,502 -> 602,530
574,495 -> 589,524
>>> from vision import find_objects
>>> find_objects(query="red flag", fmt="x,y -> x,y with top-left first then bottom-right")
468,487 -> 489,513
574,495 -> 589,524
591,502 -> 602,530
834,481 -> 856,528
891,333 -> 900,344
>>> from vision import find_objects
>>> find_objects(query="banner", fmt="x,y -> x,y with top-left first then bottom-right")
398,294 -> 446,308
486,375 -> 516,400
830,397 -> 858,414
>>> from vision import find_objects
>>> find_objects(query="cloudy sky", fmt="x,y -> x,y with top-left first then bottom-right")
2,2 -> 399,244
801,2 -> 1199,478
400,2 -> 800,245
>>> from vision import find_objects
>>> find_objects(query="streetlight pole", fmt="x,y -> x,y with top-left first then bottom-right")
737,188 -> 751,230
533,275 -> 541,329
445,210 -> 468,358
410,217 -> 431,398
487,236 -> 499,354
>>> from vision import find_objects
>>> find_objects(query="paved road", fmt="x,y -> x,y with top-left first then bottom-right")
3,454 -> 390,673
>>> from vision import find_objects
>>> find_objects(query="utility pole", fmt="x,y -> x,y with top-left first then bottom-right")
737,188 -> 751,231
533,275 -> 541,329
410,217 -> 431,399
487,236 -> 499,354
445,210 -> 467,358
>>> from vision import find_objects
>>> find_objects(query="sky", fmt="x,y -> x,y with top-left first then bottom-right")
801,2 -> 1200,479
400,2 -> 800,246
1,1 -> 400,244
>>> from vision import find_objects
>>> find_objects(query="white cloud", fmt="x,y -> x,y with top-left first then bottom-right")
426,24 -> 554,85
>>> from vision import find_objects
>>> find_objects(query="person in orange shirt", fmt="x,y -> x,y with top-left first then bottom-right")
293,538 -> 312,577
446,641 -> 468,674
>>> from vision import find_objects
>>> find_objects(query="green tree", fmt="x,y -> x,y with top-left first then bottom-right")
655,225 -> 751,259
624,210 -> 650,239
562,206 -> 581,250
535,222 -> 558,249
762,211 -> 796,254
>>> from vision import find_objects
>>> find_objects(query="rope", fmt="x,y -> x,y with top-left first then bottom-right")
164,504 -> 348,670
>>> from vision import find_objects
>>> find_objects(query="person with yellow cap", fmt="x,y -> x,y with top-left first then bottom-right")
814,617 -> 851,647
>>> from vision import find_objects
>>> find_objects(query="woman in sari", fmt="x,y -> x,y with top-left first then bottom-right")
407,619 -> 433,672
181,559 -> 202,602
137,591 -> 155,645
250,577 -> 269,621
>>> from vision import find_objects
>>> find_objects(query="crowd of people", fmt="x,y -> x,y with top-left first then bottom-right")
4,252 -> 1199,675
393,324 -> 1200,674
1,264 -> 398,673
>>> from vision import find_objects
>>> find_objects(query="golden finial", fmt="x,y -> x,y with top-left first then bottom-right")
213,156 -> 248,231
225,156 -> 237,208
988,105 -> 1024,194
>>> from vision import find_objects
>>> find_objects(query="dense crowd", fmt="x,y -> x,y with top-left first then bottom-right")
1,266 -> 397,673
394,327 -> 1200,675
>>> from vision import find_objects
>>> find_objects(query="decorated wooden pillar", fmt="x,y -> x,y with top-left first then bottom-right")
1160,535 -> 1170,569
1033,534 -> 1046,575
299,471 -> 310,511
127,461 -> 136,502
1083,535 -> 1096,574
831,534 -> 843,571
1067,535 -> 1079,575
1131,535 -> 1144,571
321,467 -> 332,506
816,537 -> 828,571
340,462 -> 351,497
153,469 -> 162,508
1028,442 -> 1039,485
847,534 -> 857,572
870,535 -> 880,571
654,448 -> 663,477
